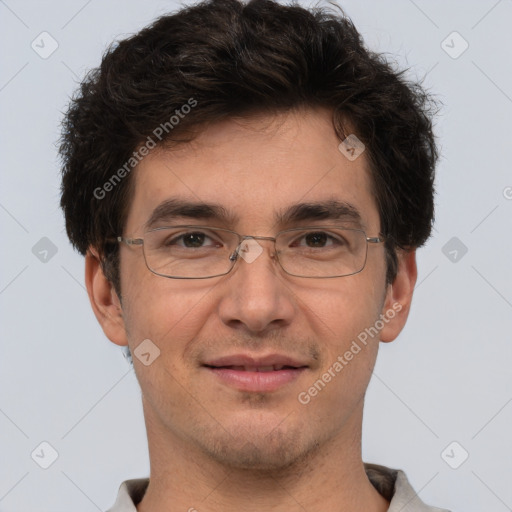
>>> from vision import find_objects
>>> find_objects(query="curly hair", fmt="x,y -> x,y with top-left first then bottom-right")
59,0 -> 438,294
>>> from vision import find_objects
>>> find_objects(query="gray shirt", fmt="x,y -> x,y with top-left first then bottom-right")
106,463 -> 451,511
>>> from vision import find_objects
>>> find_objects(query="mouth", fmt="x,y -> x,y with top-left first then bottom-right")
203,355 -> 309,392
205,364 -> 301,372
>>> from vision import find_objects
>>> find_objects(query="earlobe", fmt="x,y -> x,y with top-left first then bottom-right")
85,248 -> 128,347
379,249 -> 418,343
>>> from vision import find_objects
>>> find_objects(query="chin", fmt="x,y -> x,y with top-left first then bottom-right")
196,418 -> 320,473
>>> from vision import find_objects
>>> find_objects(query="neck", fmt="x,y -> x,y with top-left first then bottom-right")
136,399 -> 389,512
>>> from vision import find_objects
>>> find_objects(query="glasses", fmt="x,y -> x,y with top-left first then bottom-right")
117,225 -> 385,279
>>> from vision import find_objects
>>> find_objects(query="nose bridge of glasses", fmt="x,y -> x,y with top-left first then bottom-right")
244,235 -> 277,243
230,235 -> 278,263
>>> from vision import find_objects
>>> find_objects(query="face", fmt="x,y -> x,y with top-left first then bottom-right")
88,108 -> 415,472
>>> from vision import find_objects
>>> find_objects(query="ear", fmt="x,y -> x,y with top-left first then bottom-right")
85,248 -> 128,347
379,249 -> 418,343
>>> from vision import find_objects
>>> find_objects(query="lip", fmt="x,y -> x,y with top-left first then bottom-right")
204,353 -> 308,368
203,353 -> 309,393
206,367 -> 306,392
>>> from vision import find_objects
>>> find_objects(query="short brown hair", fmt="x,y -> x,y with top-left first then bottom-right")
59,0 -> 438,294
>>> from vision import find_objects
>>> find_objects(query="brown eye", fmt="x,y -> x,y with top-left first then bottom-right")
304,232 -> 329,247
181,232 -> 207,247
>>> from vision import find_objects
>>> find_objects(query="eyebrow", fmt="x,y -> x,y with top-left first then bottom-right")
145,198 -> 364,230
276,200 -> 363,227
145,198 -> 237,229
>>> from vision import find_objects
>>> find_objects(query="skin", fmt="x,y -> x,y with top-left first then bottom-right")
86,108 -> 417,512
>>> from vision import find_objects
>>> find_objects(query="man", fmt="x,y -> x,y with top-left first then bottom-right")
59,0 -> 449,510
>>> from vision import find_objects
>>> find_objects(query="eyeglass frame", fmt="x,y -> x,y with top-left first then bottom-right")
115,225 -> 386,279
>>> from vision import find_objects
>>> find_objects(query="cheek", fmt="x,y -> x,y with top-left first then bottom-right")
294,276 -> 384,403
121,282 -> 216,417
121,272 -> 217,358
298,273 -> 385,350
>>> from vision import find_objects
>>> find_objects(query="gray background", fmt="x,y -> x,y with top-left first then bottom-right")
1,0 -> 511,511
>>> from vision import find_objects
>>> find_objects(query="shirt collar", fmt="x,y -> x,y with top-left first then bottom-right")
106,463 -> 450,512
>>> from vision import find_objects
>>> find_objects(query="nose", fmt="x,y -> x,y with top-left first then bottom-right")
217,237 -> 295,334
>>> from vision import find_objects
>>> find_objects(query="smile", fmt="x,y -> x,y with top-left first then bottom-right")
212,364 -> 299,372
205,366 -> 307,392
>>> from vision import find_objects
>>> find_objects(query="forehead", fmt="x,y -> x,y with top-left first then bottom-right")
125,109 -> 379,234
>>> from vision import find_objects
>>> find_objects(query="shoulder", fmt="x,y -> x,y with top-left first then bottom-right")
105,478 -> 149,512
364,463 -> 452,512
